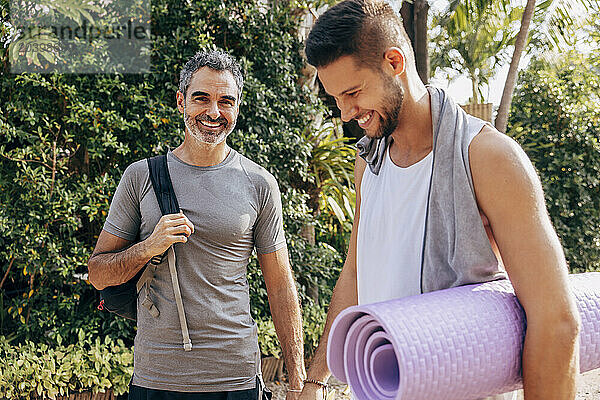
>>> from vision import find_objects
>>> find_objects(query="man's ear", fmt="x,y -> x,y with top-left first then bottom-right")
176,91 -> 185,114
383,47 -> 406,76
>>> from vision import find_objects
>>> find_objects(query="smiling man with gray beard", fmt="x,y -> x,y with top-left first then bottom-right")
88,50 -> 306,400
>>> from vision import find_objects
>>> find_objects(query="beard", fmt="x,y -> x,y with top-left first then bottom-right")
183,104 -> 236,145
371,75 -> 404,139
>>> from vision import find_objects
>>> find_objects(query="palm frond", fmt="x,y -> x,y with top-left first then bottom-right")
302,120 -> 356,226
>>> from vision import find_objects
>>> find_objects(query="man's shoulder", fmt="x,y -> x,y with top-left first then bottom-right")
120,158 -> 149,182
127,157 -> 148,171
469,125 -> 528,166
469,125 -> 539,200
237,152 -> 278,189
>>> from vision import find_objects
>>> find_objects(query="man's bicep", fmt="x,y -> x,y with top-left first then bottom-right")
470,129 -> 571,317
104,163 -> 143,242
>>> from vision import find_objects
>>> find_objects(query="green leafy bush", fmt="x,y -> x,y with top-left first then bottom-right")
256,317 -> 282,359
301,304 -> 327,359
507,53 -> 600,272
0,333 -> 133,399
299,120 -> 356,252
256,304 -> 327,359
288,238 -> 344,308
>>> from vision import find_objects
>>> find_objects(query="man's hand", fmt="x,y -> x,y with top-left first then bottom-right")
297,383 -> 324,400
143,212 -> 194,257
88,212 -> 194,290
285,389 -> 304,400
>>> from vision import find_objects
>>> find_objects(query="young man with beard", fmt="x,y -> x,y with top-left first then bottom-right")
88,50 -> 306,400
297,1 -> 580,400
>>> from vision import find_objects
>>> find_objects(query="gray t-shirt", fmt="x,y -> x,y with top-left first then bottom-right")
103,149 -> 286,392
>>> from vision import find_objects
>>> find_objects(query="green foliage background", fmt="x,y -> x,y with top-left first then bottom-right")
0,334 -> 133,399
0,0 -> 342,349
507,52 -> 600,272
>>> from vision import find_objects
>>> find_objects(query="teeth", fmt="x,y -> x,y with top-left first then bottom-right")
357,112 -> 371,125
200,120 -> 221,128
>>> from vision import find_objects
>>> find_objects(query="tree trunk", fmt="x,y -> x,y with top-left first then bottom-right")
414,0 -> 430,84
472,76 -> 479,104
400,2 -> 415,49
401,0 -> 430,84
495,0 -> 536,133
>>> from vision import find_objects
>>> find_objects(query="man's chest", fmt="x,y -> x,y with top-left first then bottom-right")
138,178 -> 259,243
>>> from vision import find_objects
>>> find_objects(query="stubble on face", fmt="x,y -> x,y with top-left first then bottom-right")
374,73 -> 404,139
183,103 -> 237,145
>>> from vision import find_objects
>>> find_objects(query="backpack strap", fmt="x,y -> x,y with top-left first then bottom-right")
145,154 -> 193,351
148,155 -> 180,215
136,260 -> 159,318
167,246 -> 192,351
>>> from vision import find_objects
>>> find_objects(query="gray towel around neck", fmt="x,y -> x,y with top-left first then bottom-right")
356,132 -> 392,176
357,86 -> 507,292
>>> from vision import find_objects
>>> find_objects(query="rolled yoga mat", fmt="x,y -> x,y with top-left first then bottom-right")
328,273 -> 600,400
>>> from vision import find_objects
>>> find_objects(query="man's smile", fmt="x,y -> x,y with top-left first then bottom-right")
196,117 -> 226,130
199,120 -> 222,128
357,111 -> 374,129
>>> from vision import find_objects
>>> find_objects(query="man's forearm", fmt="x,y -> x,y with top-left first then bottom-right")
522,318 -> 580,399
270,284 -> 306,388
88,240 -> 152,290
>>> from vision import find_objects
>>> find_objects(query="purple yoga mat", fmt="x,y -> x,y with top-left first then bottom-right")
328,273 -> 600,400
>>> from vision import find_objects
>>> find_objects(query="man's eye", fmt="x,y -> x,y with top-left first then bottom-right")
349,91 -> 359,97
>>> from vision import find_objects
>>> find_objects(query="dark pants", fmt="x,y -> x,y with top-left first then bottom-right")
129,377 -> 261,400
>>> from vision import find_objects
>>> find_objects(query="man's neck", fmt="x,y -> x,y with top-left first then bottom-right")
388,80 -> 433,167
172,133 -> 231,167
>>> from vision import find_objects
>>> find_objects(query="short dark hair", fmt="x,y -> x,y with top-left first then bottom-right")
305,0 -> 414,70
179,49 -> 244,99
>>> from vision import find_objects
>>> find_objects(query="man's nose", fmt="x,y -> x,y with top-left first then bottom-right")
338,99 -> 358,123
206,102 -> 220,119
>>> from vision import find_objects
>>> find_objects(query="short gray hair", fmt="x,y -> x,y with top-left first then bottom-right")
178,49 -> 244,99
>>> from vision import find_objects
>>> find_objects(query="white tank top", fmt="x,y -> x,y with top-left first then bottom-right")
357,117 -> 484,305
357,146 -> 432,305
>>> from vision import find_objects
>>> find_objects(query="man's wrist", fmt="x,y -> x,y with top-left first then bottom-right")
138,238 -> 165,265
298,383 -> 319,392
304,368 -> 330,387
303,378 -> 328,390
287,372 -> 306,390
137,239 -> 155,261
286,359 -> 306,387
